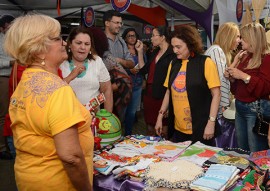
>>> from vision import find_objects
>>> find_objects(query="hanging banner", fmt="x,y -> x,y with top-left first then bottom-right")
144,25 -> 154,35
236,0 -> 243,22
84,7 -> 95,27
111,0 -> 131,12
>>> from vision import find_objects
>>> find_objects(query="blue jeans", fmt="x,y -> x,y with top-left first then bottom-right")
6,136 -> 16,158
235,99 -> 269,152
124,86 -> 142,135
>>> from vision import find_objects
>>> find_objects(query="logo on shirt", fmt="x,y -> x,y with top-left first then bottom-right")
172,71 -> 186,92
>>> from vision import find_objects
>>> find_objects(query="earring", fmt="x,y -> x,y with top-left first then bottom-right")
41,59 -> 45,66
89,50 -> 92,55
68,48 -> 71,53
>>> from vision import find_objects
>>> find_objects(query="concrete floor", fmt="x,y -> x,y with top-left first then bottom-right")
0,110 -> 147,190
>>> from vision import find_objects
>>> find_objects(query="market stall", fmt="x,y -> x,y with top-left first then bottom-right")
92,135 -> 270,191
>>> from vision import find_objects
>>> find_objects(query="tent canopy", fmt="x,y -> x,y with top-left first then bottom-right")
0,0 -> 218,23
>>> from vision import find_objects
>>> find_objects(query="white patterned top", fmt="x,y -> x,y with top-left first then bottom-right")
60,56 -> 110,106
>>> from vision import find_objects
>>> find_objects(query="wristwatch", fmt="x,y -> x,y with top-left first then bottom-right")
244,75 -> 251,84
208,116 -> 216,122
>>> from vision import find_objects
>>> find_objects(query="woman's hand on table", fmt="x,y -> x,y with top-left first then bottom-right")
155,117 -> 163,136
203,121 -> 215,140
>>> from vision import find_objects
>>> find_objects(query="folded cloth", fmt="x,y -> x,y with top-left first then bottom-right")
249,149 -> 270,170
190,164 -> 239,191
203,148 -> 250,173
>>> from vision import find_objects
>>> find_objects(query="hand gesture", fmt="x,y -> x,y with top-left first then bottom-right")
155,118 -> 163,136
203,121 -> 215,140
130,67 -> 139,74
231,50 -> 247,68
226,67 -> 245,80
135,40 -> 143,53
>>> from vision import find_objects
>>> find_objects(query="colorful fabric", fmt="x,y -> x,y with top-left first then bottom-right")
102,52 -> 132,116
10,68 -> 94,190
203,148 -> 250,173
249,149 -> 270,170
178,141 -> 222,166
191,164 -> 239,191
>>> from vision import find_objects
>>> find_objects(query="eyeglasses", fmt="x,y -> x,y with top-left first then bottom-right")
151,34 -> 161,37
50,34 -> 66,46
126,34 -> 136,38
110,20 -> 123,26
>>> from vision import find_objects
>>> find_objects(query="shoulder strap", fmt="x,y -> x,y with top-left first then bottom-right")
12,62 -> 18,92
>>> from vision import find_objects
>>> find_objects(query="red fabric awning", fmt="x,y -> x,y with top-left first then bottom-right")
105,0 -> 166,26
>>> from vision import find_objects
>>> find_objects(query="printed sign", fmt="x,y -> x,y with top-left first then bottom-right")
236,0 -> 243,22
84,6 -> 95,27
144,25 -> 153,35
111,0 -> 131,12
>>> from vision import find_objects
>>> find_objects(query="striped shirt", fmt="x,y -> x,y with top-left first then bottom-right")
205,45 -> 230,116
0,33 -> 12,76
107,35 -> 133,65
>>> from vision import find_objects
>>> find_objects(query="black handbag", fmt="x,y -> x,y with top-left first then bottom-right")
252,101 -> 270,136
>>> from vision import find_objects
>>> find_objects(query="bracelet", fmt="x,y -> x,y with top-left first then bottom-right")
159,110 -> 166,116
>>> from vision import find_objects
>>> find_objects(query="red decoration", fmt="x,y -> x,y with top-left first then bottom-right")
105,0 -> 166,26
57,0 -> 61,16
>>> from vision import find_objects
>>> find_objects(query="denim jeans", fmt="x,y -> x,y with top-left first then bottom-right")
235,99 -> 269,152
124,86 -> 142,136
6,136 -> 16,158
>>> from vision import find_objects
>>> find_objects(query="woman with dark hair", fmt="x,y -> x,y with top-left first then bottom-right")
60,27 -> 113,112
155,25 -> 221,145
140,26 -> 175,136
122,28 -> 145,135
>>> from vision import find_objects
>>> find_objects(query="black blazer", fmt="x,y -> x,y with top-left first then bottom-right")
141,46 -> 176,99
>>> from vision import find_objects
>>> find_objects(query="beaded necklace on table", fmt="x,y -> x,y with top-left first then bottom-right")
68,59 -> 88,78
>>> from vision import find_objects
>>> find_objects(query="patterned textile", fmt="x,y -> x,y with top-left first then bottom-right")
178,141 -> 222,166
145,160 -> 203,189
249,149 -> 270,170
203,148 -> 250,173
190,164 -> 239,191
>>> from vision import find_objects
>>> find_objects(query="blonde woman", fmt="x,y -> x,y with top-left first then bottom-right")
205,22 -> 241,116
225,23 -> 270,151
5,14 -> 93,190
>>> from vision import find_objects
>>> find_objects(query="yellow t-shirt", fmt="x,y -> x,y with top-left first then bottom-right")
164,57 -> 220,134
9,68 -> 94,191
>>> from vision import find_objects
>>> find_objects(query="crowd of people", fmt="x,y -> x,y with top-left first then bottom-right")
1,10 -> 270,190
